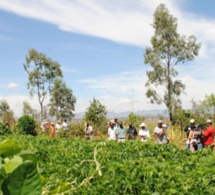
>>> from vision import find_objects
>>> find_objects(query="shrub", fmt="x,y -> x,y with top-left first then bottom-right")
0,122 -> 11,135
17,115 -> 37,136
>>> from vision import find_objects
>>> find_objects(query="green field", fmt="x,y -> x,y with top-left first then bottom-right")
1,135 -> 215,195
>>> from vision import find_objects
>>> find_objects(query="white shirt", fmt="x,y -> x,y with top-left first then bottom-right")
139,129 -> 150,142
55,123 -> 61,132
108,127 -> 116,140
62,121 -> 68,130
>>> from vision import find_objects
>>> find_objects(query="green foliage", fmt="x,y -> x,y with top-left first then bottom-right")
17,115 -> 37,136
1,135 -> 215,194
126,112 -> 145,129
23,49 -> 63,121
49,79 -> 76,120
144,4 -> 201,121
0,139 -> 42,194
0,122 -> 11,136
84,98 -> 108,134
200,93 -> 215,120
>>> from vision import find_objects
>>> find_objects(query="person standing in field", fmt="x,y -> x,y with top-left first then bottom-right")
184,119 -> 197,149
55,121 -> 61,134
154,120 -> 168,144
116,121 -> 128,142
113,116 -> 119,128
50,122 -> 56,138
204,119 -> 215,149
139,123 -> 151,142
127,122 -> 138,140
62,119 -> 68,131
85,122 -> 93,140
107,121 -> 117,141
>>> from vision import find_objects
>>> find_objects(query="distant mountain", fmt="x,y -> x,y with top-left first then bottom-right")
74,109 -> 168,119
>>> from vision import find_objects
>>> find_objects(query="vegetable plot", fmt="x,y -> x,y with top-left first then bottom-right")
1,136 -> 215,194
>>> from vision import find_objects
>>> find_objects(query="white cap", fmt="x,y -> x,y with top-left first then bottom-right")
206,119 -> 212,123
190,119 -> 195,123
139,123 -> 146,127
157,120 -> 162,124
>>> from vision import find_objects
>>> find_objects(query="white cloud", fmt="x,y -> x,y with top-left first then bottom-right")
8,82 -> 18,89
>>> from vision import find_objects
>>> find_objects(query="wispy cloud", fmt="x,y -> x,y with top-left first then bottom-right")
8,82 -> 18,89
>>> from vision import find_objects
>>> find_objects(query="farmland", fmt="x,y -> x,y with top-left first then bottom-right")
1,135 -> 215,194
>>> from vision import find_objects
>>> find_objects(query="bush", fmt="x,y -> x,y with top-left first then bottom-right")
0,122 -> 11,135
17,115 -> 37,136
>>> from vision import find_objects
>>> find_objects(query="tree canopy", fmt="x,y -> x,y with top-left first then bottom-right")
23,49 -> 63,121
144,4 -> 201,121
49,79 -> 76,121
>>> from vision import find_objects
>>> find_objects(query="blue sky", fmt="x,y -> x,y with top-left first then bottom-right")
0,0 -> 215,117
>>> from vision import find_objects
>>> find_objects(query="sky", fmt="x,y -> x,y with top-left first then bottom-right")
0,0 -> 215,118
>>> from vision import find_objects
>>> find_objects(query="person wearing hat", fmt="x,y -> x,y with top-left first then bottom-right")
154,120 -> 168,144
204,119 -> 215,148
139,123 -> 150,142
107,121 -> 117,141
115,121 -> 128,142
50,122 -> 56,138
184,119 -> 197,149
85,122 -> 94,140
127,122 -> 138,140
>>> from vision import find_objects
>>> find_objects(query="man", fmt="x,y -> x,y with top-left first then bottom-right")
85,122 -> 93,140
204,119 -> 215,148
107,121 -> 117,141
116,121 -> 128,142
184,119 -> 196,138
55,121 -> 61,133
154,120 -> 168,144
113,116 -> 119,128
184,119 -> 197,149
139,122 -> 150,142
127,122 -> 138,140
62,119 -> 68,131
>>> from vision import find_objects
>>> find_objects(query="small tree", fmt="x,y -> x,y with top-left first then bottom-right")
18,115 -> 37,136
144,4 -> 201,122
126,112 -> 145,129
84,98 -> 107,134
201,93 -> 215,120
23,49 -> 63,122
49,79 -> 76,121
0,99 -> 10,120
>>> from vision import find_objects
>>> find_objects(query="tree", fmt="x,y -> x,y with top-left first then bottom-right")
23,49 -> 63,122
144,4 -> 201,121
84,98 -> 107,133
22,100 -> 39,120
126,112 -> 145,129
49,79 -> 76,121
0,99 -> 10,120
201,93 -> 215,120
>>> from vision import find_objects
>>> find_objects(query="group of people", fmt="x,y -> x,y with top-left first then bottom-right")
105,117 -> 169,143
184,119 -> 215,151
40,120 -> 68,137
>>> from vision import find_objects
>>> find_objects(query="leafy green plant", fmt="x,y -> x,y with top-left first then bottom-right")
0,122 -> 11,136
0,139 -> 42,194
17,115 -> 37,136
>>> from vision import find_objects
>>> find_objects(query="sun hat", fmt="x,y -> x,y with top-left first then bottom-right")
139,122 -> 146,127
206,119 -> 212,123
157,120 -> 162,124
190,119 -> 195,123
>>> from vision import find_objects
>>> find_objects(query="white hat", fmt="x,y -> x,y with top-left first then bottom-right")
157,120 -> 162,124
206,119 -> 212,123
140,123 -> 146,127
190,119 -> 195,123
